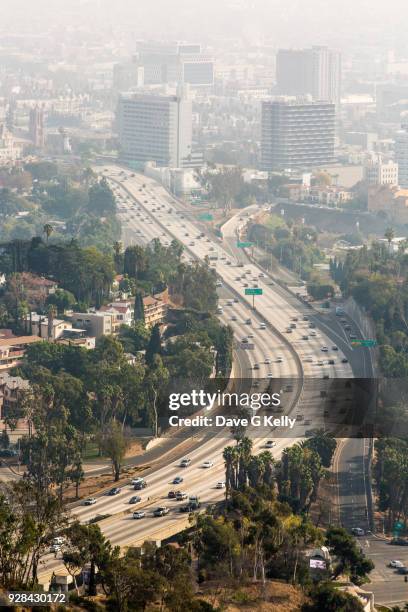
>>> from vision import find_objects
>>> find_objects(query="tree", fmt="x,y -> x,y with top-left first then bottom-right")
134,290 -> 145,322
304,431 -> 337,468
65,522 -> 112,596
46,288 -> 76,314
302,582 -> 364,612
145,323 -> 162,366
88,177 -> 116,215
385,227 -> 395,247
43,223 -> 53,243
325,526 -> 374,583
100,419 -> 129,482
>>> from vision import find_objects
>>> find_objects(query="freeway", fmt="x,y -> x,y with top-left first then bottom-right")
37,165 -> 361,582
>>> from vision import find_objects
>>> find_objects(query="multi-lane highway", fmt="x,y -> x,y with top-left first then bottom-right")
37,164 -> 364,583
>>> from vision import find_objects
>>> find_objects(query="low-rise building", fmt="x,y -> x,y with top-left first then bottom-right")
0,334 -> 42,372
70,311 -> 115,338
143,295 -> 168,328
0,373 -> 30,422
368,184 -> 408,224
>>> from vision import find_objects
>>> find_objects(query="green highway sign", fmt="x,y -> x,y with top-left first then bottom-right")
245,288 -> 263,296
198,213 -> 213,221
351,339 -> 377,348
237,241 -> 253,248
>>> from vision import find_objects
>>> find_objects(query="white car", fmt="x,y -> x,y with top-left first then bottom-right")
133,511 -> 146,519
266,373 -> 274,379
264,358 -> 272,364
202,460 -> 214,468
82,497 -> 97,506
310,331 -> 317,337
390,560 -> 405,568
216,481 -> 226,489
321,346 -> 329,352
265,440 -> 276,448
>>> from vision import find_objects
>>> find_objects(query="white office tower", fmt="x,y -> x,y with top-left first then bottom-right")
395,127 -> 408,188
364,155 -> 398,186
117,93 -> 193,169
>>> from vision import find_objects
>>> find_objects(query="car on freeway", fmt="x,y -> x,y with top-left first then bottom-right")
266,373 -> 274,379
153,506 -> 169,517
349,334 -> 357,340
265,440 -> 276,448
202,460 -> 214,468
321,346 -> 328,352
303,315 -> 309,321
309,322 -> 316,328
233,298 -> 239,303
290,323 -> 296,329
175,492 -> 188,501
180,501 -> 201,512
129,496 -> 142,504
172,476 -> 183,485
341,358 -> 349,363
332,345 -> 339,351
231,315 -> 237,321
180,458 -> 191,467
305,356 -> 313,363
276,356 -> 283,363
82,497 -> 97,506
328,359 -> 335,365
390,560 -> 405,568
167,490 -> 177,499
302,335 -> 309,340
134,480 -> 147,490
107,487 -> 121,496
310,331 -> 317,337
241,337 -> 248,343
133,511 -> 145,519
264,358 -> 272,364
216,281 -> 222,287
216,481 -> 226,489
50,543 -> 62,553
131,477 -> 145,485
397,567 -> 408,574
260,323 -> 266,330
390,538 -> 408,546
253,363 -> 260,370
286,328 -> 293,333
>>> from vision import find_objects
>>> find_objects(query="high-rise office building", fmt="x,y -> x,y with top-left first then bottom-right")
276,46 -> 341,104
261,98 -> 336,171
134,41 -> 214,87
117,93 -> 193,169
395,126 -> 408,188
29,106 -> 45,148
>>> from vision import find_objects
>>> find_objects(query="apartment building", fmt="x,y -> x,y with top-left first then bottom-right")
0,334 -> 42,372
261,98 -> 335,171
143,295 -> 168,328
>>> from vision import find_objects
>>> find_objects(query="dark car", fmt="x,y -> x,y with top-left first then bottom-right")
107,487 -> 120,496
391,538 -> 408,546
168,491 -> 177,499
129,495 -> 142,504
341,358 -> 349,363
134,480 -> 147,490
179,501 -> 201,513
398,566 -> 408,574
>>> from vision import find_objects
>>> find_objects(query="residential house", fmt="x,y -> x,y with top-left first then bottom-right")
0,334 -> 42,372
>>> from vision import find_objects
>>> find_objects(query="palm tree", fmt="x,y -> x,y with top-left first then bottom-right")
384,227 -> 395,248
43,223 -> 53,243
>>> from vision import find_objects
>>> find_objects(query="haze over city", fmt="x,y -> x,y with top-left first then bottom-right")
1,1 -> 408,610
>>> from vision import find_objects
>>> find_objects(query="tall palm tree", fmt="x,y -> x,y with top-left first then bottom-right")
43,223 -> 53,243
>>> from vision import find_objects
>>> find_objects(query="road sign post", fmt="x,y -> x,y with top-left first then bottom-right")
198,213 -> 213,221
245,287 -> 263,309
351,339 -> 377,348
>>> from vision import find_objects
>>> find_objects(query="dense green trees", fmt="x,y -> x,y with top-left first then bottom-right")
302,583 -> 365,612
